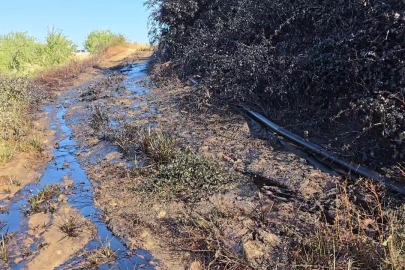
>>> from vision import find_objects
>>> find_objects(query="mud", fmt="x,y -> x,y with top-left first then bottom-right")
55,53 -> 348,269
0,51 -> 156,269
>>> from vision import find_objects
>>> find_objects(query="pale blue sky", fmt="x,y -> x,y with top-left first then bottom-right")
0,0 -> 150,48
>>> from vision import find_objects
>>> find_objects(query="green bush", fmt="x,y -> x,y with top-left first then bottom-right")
0,32 -> 39,76
84,30 -> 128,53
0,29 -> 76,76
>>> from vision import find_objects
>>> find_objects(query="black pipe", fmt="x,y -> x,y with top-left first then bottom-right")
244,109 -> 405,195
187,78 -> 405,194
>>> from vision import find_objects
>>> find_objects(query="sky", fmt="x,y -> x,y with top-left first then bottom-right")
0,0 -> 151,49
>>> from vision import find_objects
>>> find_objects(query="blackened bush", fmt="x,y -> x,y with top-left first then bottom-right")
147,0 -> 405,167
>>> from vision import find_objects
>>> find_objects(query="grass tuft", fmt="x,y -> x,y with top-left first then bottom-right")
24,184 -> 62,216
174,211 -> 251,269
83,240 -> 117,267
90,105 -> 111,139
58,215 -> 82,238
138,150 -> 230,202
293,180 -> 405,269
0,233 -> 13,262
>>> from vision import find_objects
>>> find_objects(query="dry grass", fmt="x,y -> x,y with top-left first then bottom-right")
132,43 -> 153,51
176,211 -> 253,269
293,180 -> 405,269
35,55 -> 100,91
58,215 -> 83,238
82,240 -> 117,267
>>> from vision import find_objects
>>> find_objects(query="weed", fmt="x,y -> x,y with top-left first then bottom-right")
386,206 -> 405,269
0,233 -> 13,262
139,150 -> 230,201
90,106 -> 111,139
0,145 -> 13,164
36,242 -> 49,250
24,184 -> 61,215
113,125 -> 177,163
1,186 -> 11,194
8,176 -> 21,187
83,240 -> 117,267
175,211 -> 251,269
113,124 -> 138,156
293,180 -> 405,269
26,196 -> 42,215
0,76 -> 46,166
136,127 -> 177,164
58,215 -> 82,238
29,137 -> 44,153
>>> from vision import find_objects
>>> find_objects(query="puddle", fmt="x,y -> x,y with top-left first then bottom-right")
0,62 -> 157,269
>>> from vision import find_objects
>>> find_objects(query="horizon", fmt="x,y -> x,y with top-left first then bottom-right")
0,0 -> 151,49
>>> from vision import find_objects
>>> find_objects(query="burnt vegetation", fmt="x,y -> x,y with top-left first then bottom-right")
146,0 -> 405,173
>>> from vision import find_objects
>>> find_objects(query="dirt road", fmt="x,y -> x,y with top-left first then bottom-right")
0,48 -> 157,270
1,47 -> 402,270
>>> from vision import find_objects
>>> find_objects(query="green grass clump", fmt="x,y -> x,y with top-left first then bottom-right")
58,215 -> 82,238
24,184 -> 62,216
149,150 -> 230,201
136,127 -> 177,164
84,30 -> 128,53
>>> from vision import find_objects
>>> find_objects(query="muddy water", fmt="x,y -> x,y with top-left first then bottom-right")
0,63 -> 156,269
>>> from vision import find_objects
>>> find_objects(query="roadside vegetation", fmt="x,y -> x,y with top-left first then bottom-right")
0,76 -> 46,164
0,28 -> 76,77
142,0 -> 405,269
0,27 -> 148,166
146,0 -> 405,174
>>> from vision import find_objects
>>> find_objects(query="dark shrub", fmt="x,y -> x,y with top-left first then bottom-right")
147,0 -> 405,168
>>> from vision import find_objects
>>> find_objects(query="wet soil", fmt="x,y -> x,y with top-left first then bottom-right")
56,55 -> 349,269
2,48 -> 397,269
0,50 -> 157,269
